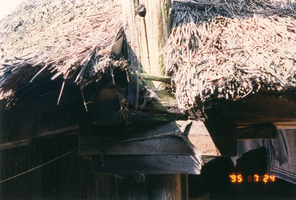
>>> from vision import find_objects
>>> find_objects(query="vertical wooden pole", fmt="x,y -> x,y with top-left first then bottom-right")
144,0 -> 171,76
123,0 -> 171,88
121,174 -> 182,200
121,1 -> 182,200
148,175 -> 182,200
122,0 -> 141,71
181,175 -> 189,200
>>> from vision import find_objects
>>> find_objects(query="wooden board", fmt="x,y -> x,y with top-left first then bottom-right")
178,120 -> 237,157
79,121 -> 193,156
80,137 -> 193,156
92,155 -> 201,174
237,123 -> 278,139
205,94 -> 296,128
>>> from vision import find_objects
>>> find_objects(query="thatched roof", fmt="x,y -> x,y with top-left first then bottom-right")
2,0 -> 296,113
0,0 -> 127,103
162,0 -> 296,110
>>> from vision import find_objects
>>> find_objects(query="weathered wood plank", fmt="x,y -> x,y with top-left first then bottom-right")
92,155 -> 201,174
184,121 -> 222,156
80,137 -> 193,156
178,120 -> 237,157
237,123 -> 278,139
79,121 -> 192,156
205,94 -> 296,127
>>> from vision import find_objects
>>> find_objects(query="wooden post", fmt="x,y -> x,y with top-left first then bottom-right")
121,1 -> 184,199
120,175 -> 182,200
123,0 -> 171,88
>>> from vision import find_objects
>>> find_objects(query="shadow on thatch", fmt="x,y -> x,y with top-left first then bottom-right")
161,0 -> 296,110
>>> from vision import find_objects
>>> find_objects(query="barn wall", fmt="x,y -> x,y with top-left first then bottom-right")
0,135 -> 122,200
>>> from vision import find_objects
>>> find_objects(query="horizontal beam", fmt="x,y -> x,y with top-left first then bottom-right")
237,123 -> 278,139
92,155 -> 201,174
205,94 -> 296,126
139,73 -> 171,84
79,121 -> 193,156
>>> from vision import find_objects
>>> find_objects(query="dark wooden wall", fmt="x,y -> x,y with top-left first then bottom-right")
0,135 -> 123,200
0,134 -> 183,200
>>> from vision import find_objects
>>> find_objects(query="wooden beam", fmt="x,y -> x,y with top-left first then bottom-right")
179,120 -> 237,157
79,121 -> 193,156
80,121 -> 203,174
205,94 -> 296,127
237,123 -> 278,139
140,73 -> 171,84
92,155 -> 201,174
80,137 -> 193,156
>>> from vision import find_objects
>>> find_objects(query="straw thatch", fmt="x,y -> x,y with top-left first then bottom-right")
0,0 -> 127,103
162,0 -> 296,110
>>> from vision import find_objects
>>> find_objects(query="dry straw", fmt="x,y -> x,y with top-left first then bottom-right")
162,0 -> 296,110
0,0 -> 124,101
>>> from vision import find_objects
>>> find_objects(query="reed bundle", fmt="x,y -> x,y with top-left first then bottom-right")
162,0 -> 296,110
0,0 -> 124,100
